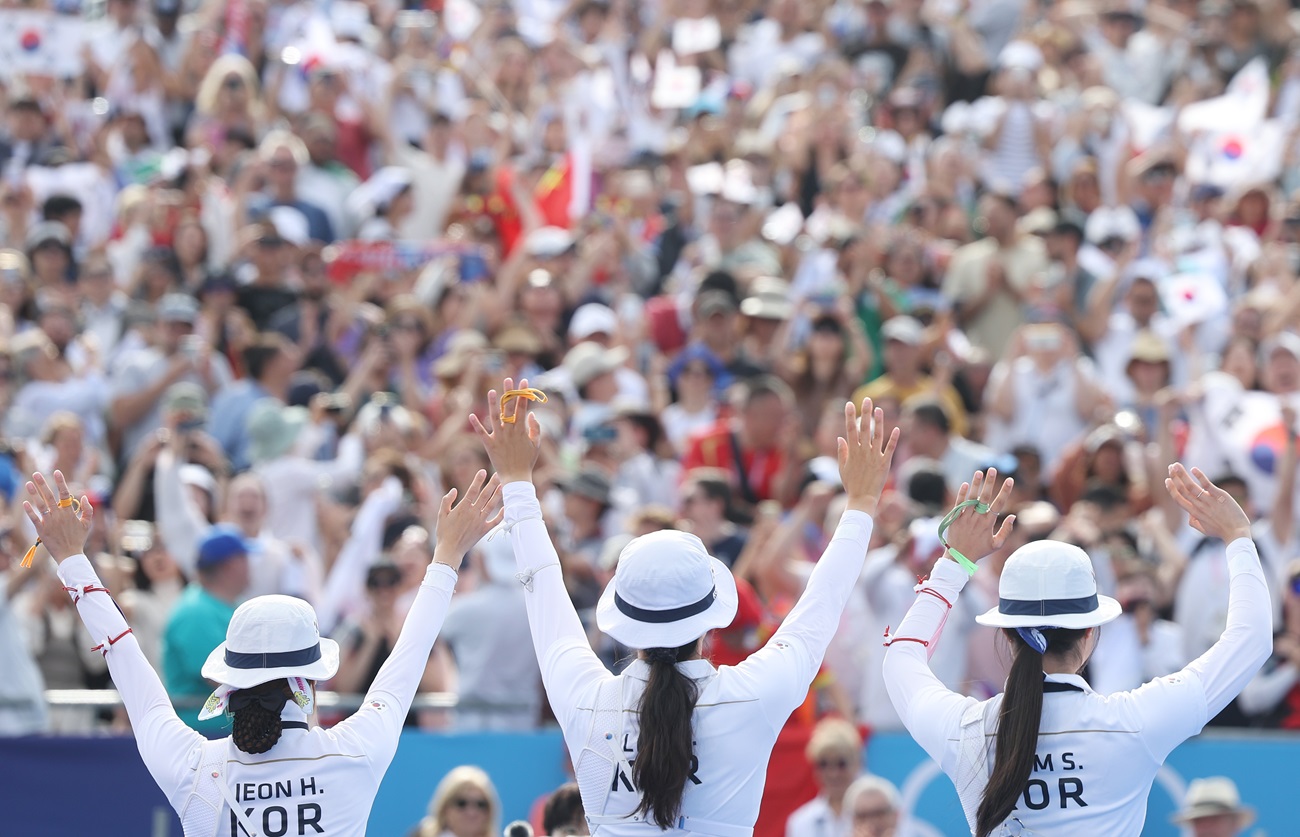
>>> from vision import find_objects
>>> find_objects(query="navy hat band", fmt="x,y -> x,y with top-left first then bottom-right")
225,643 -> 322,670
999,595 -> 1099,617
615,588 -> 716,624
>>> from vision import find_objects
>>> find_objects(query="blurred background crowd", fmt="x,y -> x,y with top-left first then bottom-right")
0,0 -> 1298,831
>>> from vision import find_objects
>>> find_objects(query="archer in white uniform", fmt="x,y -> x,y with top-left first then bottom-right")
24,468 -> 501,837
471,381 -> 899,837
882,465 -> 1272,837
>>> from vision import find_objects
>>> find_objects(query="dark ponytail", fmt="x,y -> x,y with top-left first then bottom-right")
975,628 -> 1087,837
230,679 -> 292,755
633,641 -> 700,829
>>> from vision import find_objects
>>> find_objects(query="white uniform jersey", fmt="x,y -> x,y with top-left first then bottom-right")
882,539 -> 1271,836
57,555 -> 458,837
502,483 -> 875,837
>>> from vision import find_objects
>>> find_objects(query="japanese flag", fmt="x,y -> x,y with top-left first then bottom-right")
1158,271 -> 1228,328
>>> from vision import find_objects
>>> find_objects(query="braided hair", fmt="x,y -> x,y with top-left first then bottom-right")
230,679 -> 292,755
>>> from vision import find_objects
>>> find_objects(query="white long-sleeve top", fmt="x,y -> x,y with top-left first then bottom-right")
317,478 -> 404,636
56,553 -> 457,837
882,539 -> 1272,837
503,482 -> 874,837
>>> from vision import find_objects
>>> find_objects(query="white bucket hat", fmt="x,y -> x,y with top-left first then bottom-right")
596,531 -> 738,649
201,595 -> 340,690
975,540 -> 1122,630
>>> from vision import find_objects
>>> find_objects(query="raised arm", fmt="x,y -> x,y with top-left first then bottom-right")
1135,466 -> 1273,761
334,471 -> 500,772
26,471 -> 202,807
734,398 -> 899,727
883,470 -> 1016,771
472,379 -> 611,721
317,477 -> 404,636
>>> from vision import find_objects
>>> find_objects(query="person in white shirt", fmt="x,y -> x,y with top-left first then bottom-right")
786,718 -> 863,837
883,465 -> 1272,837
470,378 -> 898,837
437,536 -> 543,731
26,467 -> 501,837
1089,572 -> 1186,695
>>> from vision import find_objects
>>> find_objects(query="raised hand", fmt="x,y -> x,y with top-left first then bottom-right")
942,468 -> 1016,564
22,471 -> 95,564
432,470 -> 504,567
1165,464 -> 1252,543
469,376 -> 543,483
837,397 -> 901,516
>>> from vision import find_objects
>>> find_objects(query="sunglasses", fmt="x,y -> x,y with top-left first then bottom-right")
222,76 -> 245,92
815,758 -> 851,770
451,798 -> 490,812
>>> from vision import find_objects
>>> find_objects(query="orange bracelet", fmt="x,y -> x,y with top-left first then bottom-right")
499,388 -> 548,424
21,497 -> 80,568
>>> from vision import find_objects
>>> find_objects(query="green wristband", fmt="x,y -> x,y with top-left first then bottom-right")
945,547 -> 979,576
936,498 -> 991,577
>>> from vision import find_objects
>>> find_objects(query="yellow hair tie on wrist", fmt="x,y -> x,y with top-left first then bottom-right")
500,388 -> 548,424
21,498 -> 80,568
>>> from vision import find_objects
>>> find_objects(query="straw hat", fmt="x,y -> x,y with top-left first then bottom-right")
1170,777 -> 1256,829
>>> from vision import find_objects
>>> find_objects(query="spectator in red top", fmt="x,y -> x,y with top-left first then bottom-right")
683,375 -> 799,511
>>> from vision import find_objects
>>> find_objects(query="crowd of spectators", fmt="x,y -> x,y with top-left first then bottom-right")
2,0 -> 1300,829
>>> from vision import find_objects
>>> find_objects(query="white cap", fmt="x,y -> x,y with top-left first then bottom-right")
569,302 -> 619,341
201,595 -> 340,689
524,226 -> 575,258
563,341 -> 628,387
999,40 -> 1044,71
1085,206 -> 1141,245
596,530 -> 739,649
976,540 -> 1122,629
347,166 -> 413,218
881,315 -> 924,346
268,206 -> 311,247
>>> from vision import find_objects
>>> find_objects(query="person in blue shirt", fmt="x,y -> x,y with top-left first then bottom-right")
162,525 -> 253,735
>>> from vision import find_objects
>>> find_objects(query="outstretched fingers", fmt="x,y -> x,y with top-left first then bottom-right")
440,487 -> 458,519
988,473 -> 1015,515
30,474 -> 56,510
511,377 -> 529,425
21,500 -> 42,531
473,473 -> 501,509
882,425 -> 900,461
992,514 -> 1017,548
464,469 -> 489,505
484,390 -> 501,434
977,468 -> 999,506
844,400 -> 860,449
52,470 -> 73,501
